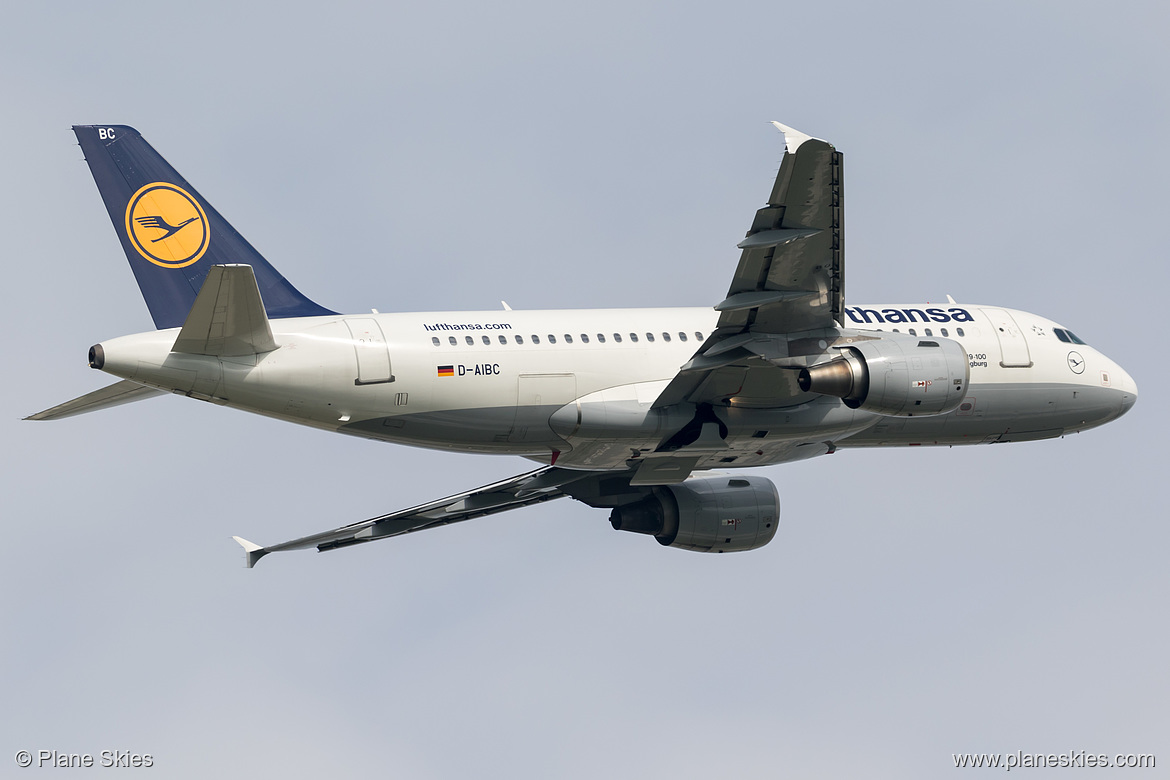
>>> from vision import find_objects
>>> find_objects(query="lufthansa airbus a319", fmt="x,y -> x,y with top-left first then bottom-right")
29,123 -> 1137,567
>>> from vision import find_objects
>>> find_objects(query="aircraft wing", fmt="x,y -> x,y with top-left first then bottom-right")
232,466 -> 600,567
653,123 -> 843,409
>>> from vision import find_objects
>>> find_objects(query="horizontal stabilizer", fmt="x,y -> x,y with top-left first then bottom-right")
25,379 -> 164,421
172,265 -> 278,357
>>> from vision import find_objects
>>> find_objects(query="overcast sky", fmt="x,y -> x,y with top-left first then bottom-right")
2,2 -> 1167,777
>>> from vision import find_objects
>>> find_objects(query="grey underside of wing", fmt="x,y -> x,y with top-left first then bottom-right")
245,466 -> 605,560
654,131 -> 843,409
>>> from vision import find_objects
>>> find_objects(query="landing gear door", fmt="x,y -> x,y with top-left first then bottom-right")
980,308 -> 1032,368
345,318 -> 394,385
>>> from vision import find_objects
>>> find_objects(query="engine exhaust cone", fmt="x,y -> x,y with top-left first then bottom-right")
799,358 -> 856,398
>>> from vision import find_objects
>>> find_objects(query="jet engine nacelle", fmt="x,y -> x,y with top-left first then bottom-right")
798,334 -> 969,417
608,475 -> 780,553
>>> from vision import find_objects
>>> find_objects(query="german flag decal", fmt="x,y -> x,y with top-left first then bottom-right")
437,365 -> 455,377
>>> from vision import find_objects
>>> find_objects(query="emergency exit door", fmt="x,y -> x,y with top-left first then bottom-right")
345,319 -> 393,384
980,308 -> 1032,368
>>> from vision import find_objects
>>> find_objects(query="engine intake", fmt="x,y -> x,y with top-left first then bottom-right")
609,474 -> 780,553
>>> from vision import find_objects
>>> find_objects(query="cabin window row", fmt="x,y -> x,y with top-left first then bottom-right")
880,327 -> 965,338
432,331 -> 706,347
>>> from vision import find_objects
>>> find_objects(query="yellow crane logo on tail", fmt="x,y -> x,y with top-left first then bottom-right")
125,182 -> 210,268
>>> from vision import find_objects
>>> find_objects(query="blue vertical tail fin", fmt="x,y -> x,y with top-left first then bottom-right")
73,125 -> 335,329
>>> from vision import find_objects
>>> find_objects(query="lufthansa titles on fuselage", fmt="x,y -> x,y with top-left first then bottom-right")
844,306 -> 974,325
423,322 -> 514,332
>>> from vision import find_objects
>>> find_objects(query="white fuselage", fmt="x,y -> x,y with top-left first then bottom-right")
93,302 -> 1138,473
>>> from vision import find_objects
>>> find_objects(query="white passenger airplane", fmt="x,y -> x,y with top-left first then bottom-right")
29,123 -> 1137,567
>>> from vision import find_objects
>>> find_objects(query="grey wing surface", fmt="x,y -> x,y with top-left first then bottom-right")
654,122 -> 843,410
232,466 -> 601,567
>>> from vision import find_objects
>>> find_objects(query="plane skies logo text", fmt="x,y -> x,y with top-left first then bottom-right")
438,363 -> 501,377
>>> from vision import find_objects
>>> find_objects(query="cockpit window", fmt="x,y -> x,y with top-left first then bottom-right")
1055,328 -> 1088,345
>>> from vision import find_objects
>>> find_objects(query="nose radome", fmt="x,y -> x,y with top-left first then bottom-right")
1110,361 -> 1138,416
1120,392 -> 1137,415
